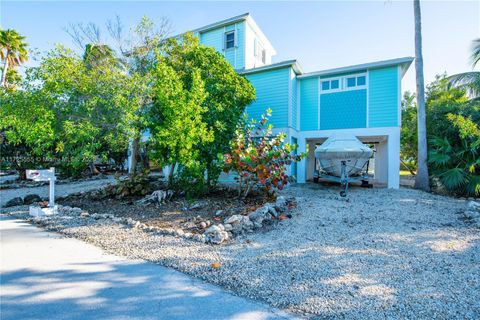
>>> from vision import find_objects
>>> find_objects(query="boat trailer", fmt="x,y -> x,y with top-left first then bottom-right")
313,159 -> 373,197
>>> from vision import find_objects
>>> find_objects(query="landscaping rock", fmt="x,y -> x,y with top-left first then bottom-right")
80,212 -> 90,218
215,210 -> 224,216
467,201 -> 480,212
225,214 -> 253,233
204,225 -> 229,244
4,197 -> 23,207
275,196 -> 287,212
23,194 -> 42,205
265,204 -> 279,218
248,206 -> 270,225
189,201 -> 207,210
199,221 -> 207,229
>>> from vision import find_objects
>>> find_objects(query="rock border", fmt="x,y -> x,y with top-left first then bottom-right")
15,195 -> 296,245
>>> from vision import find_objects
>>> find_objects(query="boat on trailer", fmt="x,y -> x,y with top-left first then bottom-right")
314,134 -> 373,197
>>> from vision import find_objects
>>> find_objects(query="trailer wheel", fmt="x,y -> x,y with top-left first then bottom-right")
313,177 -> 319,183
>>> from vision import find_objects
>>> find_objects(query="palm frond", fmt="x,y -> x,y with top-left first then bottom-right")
471,38 -> 480,68
438,168 -> 467,191
466,174 -> 480,196
448,71 -> 480,98
428,150 -> 451,166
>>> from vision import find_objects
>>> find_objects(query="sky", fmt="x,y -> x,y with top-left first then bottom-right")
1,0 -> 479,93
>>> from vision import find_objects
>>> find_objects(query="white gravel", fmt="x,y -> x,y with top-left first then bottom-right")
3,184 -> 479,319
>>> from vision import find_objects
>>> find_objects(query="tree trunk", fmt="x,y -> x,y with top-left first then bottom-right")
168,163 -> 176,187
1,51 -> 9,87
413,0 -> 430,192
89,162 -> 100,176
128,136 -> 139,175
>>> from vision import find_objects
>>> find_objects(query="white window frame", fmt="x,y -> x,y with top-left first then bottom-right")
319,76 -> 342,93
344,73 -> 367,91
225,30 -> 235,50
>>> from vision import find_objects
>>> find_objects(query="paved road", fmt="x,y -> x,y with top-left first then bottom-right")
0,177 -> 115,207
0,216 -> 295,320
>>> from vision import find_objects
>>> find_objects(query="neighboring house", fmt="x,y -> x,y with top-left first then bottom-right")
171,13 -> 412,188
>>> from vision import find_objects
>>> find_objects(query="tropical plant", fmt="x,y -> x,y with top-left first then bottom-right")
449,39 -> 480,101
223,109 -> 305,198
66,16 -> 171,174
160,33 -> 256,187
147,57 -> 213,187
0,29 -> 28,88
400,91 -> 418,171
429,113 -> 480,196
0,45 -> 141,177
413,0 -> 430,191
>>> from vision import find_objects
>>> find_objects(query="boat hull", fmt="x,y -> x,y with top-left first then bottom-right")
314,135 -> 373,177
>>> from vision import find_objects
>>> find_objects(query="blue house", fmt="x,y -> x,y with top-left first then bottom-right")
184,13 -> 413,188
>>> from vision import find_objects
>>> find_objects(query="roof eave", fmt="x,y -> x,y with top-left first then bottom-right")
297,57 -> 415,79
239,59 -> 303,75
192,13 -> 250,34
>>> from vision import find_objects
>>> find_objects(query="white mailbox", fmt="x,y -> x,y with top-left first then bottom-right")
26,167 -> 57,215
26,169 -> 56,181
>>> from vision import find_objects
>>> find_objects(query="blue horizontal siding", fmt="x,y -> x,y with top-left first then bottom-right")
368,67 -> 399,127
246,67 -> 290,128
299,77 -> 318,131
320,89 -> 367,129
199,22 -> 245,70
291,75 -> 298,129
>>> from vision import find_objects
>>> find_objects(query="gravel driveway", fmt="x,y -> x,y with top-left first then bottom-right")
3,184 -> 479,319
0,176 -> 115,207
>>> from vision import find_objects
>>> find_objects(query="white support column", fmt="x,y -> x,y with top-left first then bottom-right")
375,141 -> 388,185
297,138 -> 307,183
306,141 -> 316,181
387,129 -> 400,189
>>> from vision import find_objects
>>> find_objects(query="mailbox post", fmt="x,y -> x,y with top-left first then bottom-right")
26,167 -> 57,216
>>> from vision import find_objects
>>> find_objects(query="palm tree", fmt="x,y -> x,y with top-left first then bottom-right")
0,29 -> 28,87
413,0 -> 430,192
83,43 -> 119,69
448,39 -> 480,100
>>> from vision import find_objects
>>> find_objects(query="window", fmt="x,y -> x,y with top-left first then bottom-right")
347,77 -> 356,88
331,79 -> 339,89
261,49 -> 266,63
346,75 -> 367,88
321,81 -> 330,91
357,75 -> 366,86
225,31 -> 235,49
321,78 -> 341,92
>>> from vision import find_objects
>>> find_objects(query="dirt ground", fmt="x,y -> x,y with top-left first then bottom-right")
59,188 -> 273,233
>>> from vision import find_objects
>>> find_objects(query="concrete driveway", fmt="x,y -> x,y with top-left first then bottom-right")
0,216 -> 295,320
0,177 -> 115,207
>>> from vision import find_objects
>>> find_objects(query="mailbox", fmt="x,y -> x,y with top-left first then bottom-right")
26,169 -> 56,181
26,167 -> 56,212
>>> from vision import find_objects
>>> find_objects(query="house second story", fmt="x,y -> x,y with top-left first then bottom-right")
187,13 -> 413,133
192,13 -> 276,70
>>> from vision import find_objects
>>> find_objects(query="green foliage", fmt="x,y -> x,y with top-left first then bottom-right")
147,57 -> 213,185
173,164 -> 208,198
160,33 -> 256,186
400,91 -> 418,166
0,45 -> 141,177
400,74 -> 480,196
223,109 -> 305,198
428,113 -> 480,196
